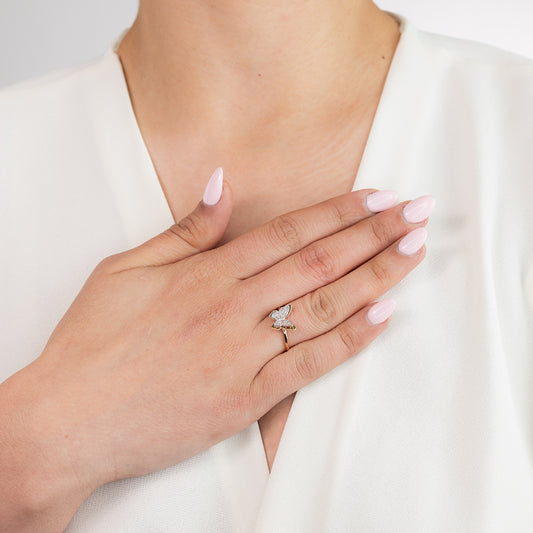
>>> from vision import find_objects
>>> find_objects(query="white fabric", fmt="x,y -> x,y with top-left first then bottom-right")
1,10 -> 532,532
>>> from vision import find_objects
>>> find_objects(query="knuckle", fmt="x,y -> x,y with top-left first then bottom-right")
170,213 -> 208,249
329,200 -> 352,228
209,388 -> 253,437
94,255 -> 119,274
248,375 -> 268,414
293,347 -> 321,380
181,293 -> 234,338
368,217 -> 394,246
308,288 -> 339,328
249,367 -> 282,416
180,257 -> 211,288
217,388 -> 251,417
336,322 -> 362,354
268,213 -> 303,254
368,258 -> 391,287
297,242 -> 336,283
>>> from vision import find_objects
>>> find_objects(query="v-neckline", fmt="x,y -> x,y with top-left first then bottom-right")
100,11 -> 426,532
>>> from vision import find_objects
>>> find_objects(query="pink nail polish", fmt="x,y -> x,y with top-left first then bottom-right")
398,227 -> 428,256
366,190 -> 399,213
367,298 -> 396,325
202,167 -> 224,205
402,195 -> 435,223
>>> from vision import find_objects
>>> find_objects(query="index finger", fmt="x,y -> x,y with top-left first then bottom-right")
215,188 -> 399,280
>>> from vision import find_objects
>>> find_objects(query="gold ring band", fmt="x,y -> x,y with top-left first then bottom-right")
281,328 -> 290,352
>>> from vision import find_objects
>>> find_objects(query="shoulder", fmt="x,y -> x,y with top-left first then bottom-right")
418,26 -> 533,68
0,30 -> 128,152
411,24 -> 533,144
0,39 -> 131,235
389,14 -> 533,149
410,22 -> 533,100
0,52 -> 119,135
0,27 -> 128,100
0,55 -> 105,119
0,36 -> 129,188
400,20 -> 533,234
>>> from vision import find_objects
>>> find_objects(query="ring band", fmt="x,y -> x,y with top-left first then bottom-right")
268,303 -> 296,352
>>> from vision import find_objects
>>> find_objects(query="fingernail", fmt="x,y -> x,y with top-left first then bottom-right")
202,167 -> 224,205
366,190 -> 399,213
367,298 -> 396,325
402,195 -> 435,223
398,227 -> 428,256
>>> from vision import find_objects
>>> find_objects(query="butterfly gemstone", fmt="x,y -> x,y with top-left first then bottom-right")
269,303 -> 296,330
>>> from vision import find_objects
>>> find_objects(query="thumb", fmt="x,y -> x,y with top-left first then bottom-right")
111,167 -> 233,269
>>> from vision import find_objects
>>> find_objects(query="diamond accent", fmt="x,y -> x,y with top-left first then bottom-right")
269,304 -> 296,330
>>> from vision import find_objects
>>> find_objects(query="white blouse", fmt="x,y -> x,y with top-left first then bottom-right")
1,10 -> 532,533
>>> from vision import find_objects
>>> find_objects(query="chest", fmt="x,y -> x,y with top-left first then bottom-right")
152,143 -> 371,250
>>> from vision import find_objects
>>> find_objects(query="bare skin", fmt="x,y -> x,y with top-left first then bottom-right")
117,0 -> 401,471
0,4 -> 434,531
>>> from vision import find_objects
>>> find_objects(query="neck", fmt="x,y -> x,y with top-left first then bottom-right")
117,1 -> 400,149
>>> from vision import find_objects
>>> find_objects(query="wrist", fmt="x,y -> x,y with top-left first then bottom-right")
0,360 -> 104,531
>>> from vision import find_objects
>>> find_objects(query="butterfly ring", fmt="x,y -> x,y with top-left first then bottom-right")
268,303 -> 296,351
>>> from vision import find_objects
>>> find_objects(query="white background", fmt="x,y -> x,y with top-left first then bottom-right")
1,0 -> 533,88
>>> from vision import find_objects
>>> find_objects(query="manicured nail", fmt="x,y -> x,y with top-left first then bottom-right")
366,190 -> 399,213
398,227 -> 427,256
202,167 -> 224,205
402,195 -> 435,223
367,298 -> 396,325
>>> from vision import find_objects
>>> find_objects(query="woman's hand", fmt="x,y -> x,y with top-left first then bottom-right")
0,169 -> 433,531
